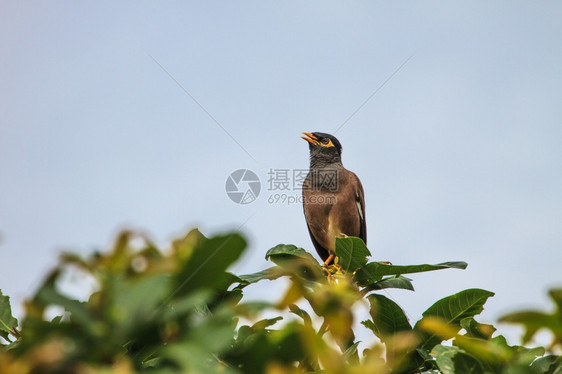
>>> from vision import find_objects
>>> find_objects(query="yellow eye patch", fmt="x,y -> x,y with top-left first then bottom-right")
320,139 -> 335,147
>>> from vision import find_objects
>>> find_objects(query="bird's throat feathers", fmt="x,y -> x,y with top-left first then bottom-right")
309,148 -> 342,169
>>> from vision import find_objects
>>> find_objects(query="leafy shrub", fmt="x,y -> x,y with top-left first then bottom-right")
0,229 -> 560,373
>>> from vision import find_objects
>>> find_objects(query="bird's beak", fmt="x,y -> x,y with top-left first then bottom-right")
301,132 -> 319,145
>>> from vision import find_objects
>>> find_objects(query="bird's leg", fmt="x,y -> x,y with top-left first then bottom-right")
322,254 -> 345,280
321,254 -> 335,276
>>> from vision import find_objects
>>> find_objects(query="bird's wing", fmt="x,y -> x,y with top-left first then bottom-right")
353,173 -> 367,245
302,175 -> 333,262
305,220 -> 331,262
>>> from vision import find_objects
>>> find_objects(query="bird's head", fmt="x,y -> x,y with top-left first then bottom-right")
301,132 -> 343,167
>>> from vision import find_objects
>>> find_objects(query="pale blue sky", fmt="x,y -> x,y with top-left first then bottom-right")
1,2 -> 562,343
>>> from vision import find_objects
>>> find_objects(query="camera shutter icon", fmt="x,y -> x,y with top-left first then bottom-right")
225,169 -> 261,204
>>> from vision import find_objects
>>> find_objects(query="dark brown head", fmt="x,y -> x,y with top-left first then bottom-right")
301,132 -> 343,168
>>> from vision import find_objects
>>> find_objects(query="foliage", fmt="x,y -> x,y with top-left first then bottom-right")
499,289 -> 562,351
0,229 -> 560,373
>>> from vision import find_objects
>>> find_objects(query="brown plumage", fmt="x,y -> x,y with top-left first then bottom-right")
301,132 -> 366,265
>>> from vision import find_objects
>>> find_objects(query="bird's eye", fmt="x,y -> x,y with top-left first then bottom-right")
321,138 -> 330,145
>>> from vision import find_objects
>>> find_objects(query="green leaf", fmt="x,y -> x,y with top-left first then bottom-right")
416,289 -> 495,350
162,289 -> 214,320
237,266 -> 286,287
549,357 -> 562,374
251,316 -> 283,330
362,276 -> 414,293
416,347 -> 433,360
265,244 -> 316,263
499,311 -> 562,344
499,287 -> 562,345
460,317 -> 496,340
355,261 -> 467,286
549,288 -> 562,313
531,355 -> 562,374
163,307 -> 237,373
344,341 -> 361,363
265,244 -> 323,281
33,270 -> 93,331
288,304 -> 312,327
0,290 -> 18,341
365,294 -> 411,341
175,233 -> 246,296
517,346 -> 547,368
334,236 -> 371,273
432,344 -> 484,374
235,301 -> 274,318
225,321 -> 306,373
110,274 -> 171,337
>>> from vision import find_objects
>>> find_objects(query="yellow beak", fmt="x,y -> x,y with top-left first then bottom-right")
301,132 -> 319,145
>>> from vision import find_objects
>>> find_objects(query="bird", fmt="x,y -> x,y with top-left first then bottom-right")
301,132 -> 366,265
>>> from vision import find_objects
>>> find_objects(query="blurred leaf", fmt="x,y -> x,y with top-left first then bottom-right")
334,236 -> 370,273
531,355 -> 562,374
32,270 -> 94,332
432,344 -> 484,374
0,290 -> 18,341
416,288 -> 494,350
278,281 -> 304,309
381,331 -> 422,372
106,230 -> 135,273
422,317 -> 510,370
499,311 -> 562,344
252,317 -> 283,330
299,277 -> 360,348
265,244 -> 323,281
288,304 -> 312,327
164,342 -> 236,374
343,340 -> 360,362
236,266 -> 286,287
460,317 -> 496,340
266,244 -> 311,262
364,294 -> 411,341
516,346 -> 547,368
113,230 -> 132,256
175,233 -> 246,296
172,228 -> 205,261
162,306 -> 237,373
549,289 -> 562,312
109,273 -> 170,337
416,347 -> 433,360
11,226 -> 562,373
225,321 -> 306,374
59,252 -> 93,272
188,307 -> 236,353
162,289 -> 213,321
265,245 -> 318,268
499,287 -> 562,350
234,301 -> 274,319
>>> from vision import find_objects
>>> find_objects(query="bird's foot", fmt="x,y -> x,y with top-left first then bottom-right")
323,264 -> 344,281
377,261 -> 393,265
321,254 -> 344,278
323,254 -> 335,266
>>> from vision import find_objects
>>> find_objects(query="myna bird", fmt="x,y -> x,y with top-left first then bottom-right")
301,132 -> 366,265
